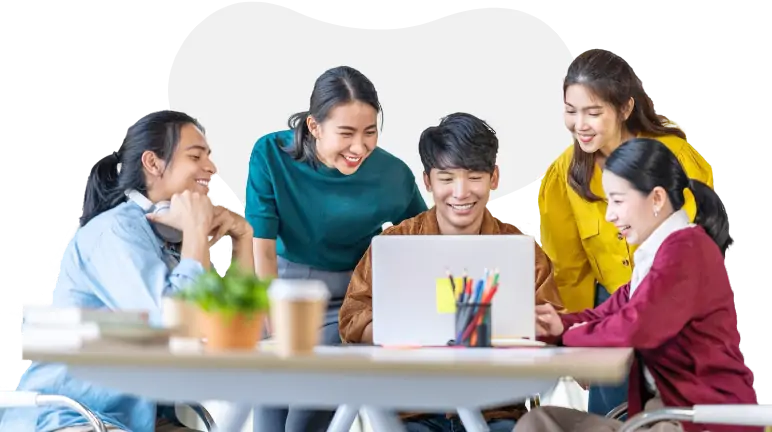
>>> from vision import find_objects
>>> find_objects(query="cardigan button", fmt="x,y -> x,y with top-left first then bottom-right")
622,259 -> 630,266
618,233 -> 624,240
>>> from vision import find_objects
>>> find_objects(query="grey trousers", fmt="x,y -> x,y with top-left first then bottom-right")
252,256 -> 353,432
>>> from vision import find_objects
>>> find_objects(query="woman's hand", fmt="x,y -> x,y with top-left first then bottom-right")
569,321 -> 587,330
535,303 -> 565,338
208,206 -> 254,246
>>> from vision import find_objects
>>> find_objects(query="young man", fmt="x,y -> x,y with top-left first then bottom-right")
338,112 -> 565,432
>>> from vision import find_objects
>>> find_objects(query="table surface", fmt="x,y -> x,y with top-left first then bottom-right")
23,340 -> 633,382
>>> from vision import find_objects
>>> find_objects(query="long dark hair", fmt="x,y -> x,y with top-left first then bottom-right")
80,110 -> 205,227
565,49 -> 687,202
284,66 -> 382,166
605,138 -> 732,255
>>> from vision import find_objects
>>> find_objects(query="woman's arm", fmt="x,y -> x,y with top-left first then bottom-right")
253,238 -> 278,279
245,144 -> 281,279
562,234 -> 700,349
538,161 -> 598,312
559,283 -> 631,328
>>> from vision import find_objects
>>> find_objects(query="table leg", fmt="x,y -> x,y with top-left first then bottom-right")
361,407 -> 407,432
457,408 -> 490,432
212,404 -> 251,432
327,405 -> 360,432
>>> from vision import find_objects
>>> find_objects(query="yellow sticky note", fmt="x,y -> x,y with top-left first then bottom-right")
436,277 -> 463,314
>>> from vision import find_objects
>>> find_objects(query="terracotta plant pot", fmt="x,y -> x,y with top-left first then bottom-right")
197,308 -> 265,351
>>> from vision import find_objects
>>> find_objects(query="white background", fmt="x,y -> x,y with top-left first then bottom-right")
9,0 -> 760,428
167,2 -> 574,209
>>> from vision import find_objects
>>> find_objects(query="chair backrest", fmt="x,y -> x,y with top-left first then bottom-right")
0,391 -> 39,408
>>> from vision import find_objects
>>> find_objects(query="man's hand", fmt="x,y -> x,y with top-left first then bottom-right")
208,206 -> 253,246
147,190 -> 214,234
535,303 -> 565,338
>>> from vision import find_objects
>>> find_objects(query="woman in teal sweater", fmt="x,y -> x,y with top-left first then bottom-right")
246,65 -> 427,432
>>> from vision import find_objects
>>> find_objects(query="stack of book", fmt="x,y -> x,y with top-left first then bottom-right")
22,306 -> 171,350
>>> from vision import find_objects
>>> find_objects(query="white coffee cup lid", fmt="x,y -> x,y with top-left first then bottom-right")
268,279 -> 330,301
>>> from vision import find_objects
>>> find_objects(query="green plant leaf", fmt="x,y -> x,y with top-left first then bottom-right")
184,261 -> 272,315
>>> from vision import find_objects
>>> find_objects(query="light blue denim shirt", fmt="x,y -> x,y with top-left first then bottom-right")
0,201 -> 205,432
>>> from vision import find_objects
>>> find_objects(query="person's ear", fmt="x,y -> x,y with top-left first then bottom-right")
141,151 -> 166,178
490,165 -> 500,190
650,186 -> 667,216
307,115 -> 320,140
423,171 -> 432,192
622,97 -> 635,121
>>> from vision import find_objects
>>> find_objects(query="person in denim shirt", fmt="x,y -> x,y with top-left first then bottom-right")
0,110 -> 255,432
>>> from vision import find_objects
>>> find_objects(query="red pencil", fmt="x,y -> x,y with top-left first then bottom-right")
461,285 -> 499,341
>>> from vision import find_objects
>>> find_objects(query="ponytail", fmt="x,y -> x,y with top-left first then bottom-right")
80,152 -> 124,227
689,179 -> 733,256
284,111 -> 318,165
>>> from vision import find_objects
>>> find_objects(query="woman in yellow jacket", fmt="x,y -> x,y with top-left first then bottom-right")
538,48 -> 714,418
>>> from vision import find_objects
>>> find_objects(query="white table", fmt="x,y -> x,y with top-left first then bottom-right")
23,342 -> 632,432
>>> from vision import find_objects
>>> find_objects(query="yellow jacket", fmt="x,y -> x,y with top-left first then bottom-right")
538,134 -> 714,312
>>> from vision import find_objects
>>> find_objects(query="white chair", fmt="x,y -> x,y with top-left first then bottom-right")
0,391 -> 106,431
605,401 -> 628,420
0,391 -> 216,432
617,404 -> 772,432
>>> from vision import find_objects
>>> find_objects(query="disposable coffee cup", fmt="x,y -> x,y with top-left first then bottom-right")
161,296 -> 199,339
268,279 -> 330,356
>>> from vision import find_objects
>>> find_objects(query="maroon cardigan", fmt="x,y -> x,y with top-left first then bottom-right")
544,227 -> 759,432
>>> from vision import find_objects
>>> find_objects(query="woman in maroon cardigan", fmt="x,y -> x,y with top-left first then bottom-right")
515,138 -> 759,432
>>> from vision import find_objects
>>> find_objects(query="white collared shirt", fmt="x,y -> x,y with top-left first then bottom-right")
629,209 -> 695,394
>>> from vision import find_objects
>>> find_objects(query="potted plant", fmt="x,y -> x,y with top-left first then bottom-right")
183,263 -> 272,351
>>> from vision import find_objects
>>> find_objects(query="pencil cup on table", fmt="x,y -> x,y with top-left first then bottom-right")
452,302 -> 492,347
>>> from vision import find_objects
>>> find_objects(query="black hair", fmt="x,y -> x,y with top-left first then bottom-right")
80,110 -> 205,227
565,49 -> 686,202
418,112 -> 498,174
604,137 -> 732,255
284,66 -> 382,166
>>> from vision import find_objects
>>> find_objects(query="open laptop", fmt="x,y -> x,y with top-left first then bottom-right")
371,234 -> 536,346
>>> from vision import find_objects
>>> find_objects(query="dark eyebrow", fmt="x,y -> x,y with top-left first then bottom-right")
564,102 -> 604,110
337,124 -> 378,131
186,144 -> 211,155
608,192 -> 624,197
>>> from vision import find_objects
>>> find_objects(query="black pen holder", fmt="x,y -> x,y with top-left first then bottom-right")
449,302 -> 492,347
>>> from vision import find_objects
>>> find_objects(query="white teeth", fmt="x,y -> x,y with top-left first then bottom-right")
196,180 -> 209,186
345,156 -> 361,162
451,203 -> 474,210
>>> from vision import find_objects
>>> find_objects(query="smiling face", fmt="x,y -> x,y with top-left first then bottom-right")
307,101 -> 378,175
602,169 -> 670,245
564,84 -> 634,156
424,166 -> 499,235
145,122 -> 217,202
